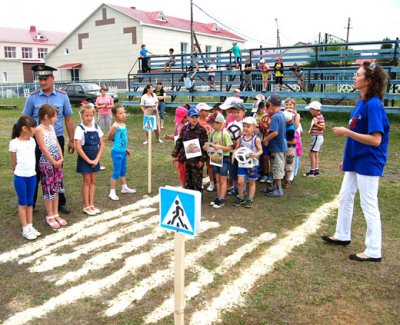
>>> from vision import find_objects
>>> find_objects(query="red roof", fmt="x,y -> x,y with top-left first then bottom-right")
108,5 -> 245,42
0,26 -> 67,45
58,63 -> 82,69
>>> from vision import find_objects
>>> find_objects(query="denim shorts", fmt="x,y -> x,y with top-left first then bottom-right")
238,166 -> 259,180
212,156 -> 230,176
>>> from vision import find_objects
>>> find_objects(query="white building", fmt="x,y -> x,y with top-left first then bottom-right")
45,3 -> 245,81
0,26 -> 67,83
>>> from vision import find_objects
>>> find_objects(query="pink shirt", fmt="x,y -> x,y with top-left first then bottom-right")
95,96 -> 113,115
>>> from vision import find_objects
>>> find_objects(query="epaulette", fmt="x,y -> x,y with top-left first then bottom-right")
55,88 -> 66,94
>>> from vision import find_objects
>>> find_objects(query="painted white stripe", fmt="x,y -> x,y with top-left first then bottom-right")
189,196 -> 339,325
19,207 -> 156,265
105,226 -> 247,317
30,215 -> 159,273
53,221 -> 220,286
1,221 -> 219,325
144,232 -> 277,324
0,195 -> 160,264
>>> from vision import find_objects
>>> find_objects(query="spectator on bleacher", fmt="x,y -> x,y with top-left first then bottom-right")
140,84 -> 162,144
164,48 -> 176,72
206,58 -> 217,91
139,44 -> 154,73
227,42 -> 241,69
323,62 -> 389,263
183,71 -> 197,92
291,63 -> 305,91
258,59 -> 270,92
155,82 -> 167,130
242,58 -> 253,91
191,45 -> 200,71
273,57 -> 284,91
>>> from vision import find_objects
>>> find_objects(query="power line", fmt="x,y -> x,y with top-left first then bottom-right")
192,2 -> 274,46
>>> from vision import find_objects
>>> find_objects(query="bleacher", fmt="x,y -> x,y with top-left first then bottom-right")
123,40 -> 400,113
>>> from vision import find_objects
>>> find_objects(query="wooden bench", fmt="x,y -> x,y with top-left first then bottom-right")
0,104 -> 17,109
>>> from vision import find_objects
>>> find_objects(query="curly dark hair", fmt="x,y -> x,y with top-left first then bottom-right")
361,62 -> 387,101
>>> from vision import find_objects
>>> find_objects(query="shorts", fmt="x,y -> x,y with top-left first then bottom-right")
270,152 -> 285,180
212,156 -> 230,177
262,143 -> 270,156
14,175 -> 36,206
238,166 -> 259,180
310,135 -> 324,152
208,75 -> 215,82
285,146 -> 296,173
261,72 -> 269,78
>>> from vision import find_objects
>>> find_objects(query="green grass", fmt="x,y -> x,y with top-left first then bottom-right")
0,99 -> 399,325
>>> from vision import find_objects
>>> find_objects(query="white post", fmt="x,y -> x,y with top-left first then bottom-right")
148,130 -> 152,194
174,232 -> 185,325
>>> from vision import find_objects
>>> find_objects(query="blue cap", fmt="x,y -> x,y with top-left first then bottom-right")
188,108 -> 200,117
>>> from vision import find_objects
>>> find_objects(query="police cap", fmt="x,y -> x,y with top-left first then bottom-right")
32,64 -> 57,77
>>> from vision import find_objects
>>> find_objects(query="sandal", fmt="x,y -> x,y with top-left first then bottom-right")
54,214 -> 67,226
83,206 -> 96,216
46,216 -> 60,229
90,206 -> 101,214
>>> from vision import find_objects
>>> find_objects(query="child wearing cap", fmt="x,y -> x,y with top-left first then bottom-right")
226,103 -> 245,196
283,110 -> 296,189
165,106 -> 188,187
172,108 -> 208,192
196,103 -> 215,192
233,117 -> 263,208
206,112 -> 233,208
285,98 -> 303,179
304,101 -> 325,177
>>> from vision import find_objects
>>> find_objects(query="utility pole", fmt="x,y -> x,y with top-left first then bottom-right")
345,18 -> 352,43
190,0 -> 194,53
275,18 -> 281,51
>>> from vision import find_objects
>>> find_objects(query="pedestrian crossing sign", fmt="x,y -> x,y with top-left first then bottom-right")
143,115 -> 157,131
159,186 -> 201,237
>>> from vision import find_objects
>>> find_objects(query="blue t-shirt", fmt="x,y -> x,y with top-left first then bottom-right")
112,125 -> 128,152
140,48 -> 149,57
342,97 -> 390,176
268,111 -> 287,153
23,87 -> 73,137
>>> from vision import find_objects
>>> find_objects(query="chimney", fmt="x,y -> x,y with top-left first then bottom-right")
29,25 -> 36,33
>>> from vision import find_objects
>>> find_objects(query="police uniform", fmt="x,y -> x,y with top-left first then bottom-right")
23,65 -> 73,212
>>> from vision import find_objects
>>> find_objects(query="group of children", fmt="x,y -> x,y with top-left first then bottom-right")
170,93 -> 325,207
10,102 -> 135,240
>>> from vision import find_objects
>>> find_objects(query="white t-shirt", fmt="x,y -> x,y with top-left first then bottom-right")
74,123 -> 104,145
140,93 -> 158,107
9,138 -> 36,177
208,63 -> 217,76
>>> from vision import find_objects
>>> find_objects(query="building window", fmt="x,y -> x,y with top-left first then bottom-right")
38,48 -> 48,59
4,46 -> 16,58
205,46 -> 212,58
2,72 -> 8,82
155,12 -> 167,22
22,47 -> 33,59
216,46 -> 222,53
64,48 -> 69,55
180,42 -> 188,54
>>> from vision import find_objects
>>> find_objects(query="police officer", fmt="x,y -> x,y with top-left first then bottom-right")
23,64 -> 75,214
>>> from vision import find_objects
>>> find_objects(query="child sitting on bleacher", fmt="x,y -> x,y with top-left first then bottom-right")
183,71 -> 197,92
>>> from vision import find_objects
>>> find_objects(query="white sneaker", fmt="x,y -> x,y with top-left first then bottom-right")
143,141 -> 148,145
108,193 -> 120,201
121,187 -> 136,194
157,138 -> 164,143
22,228 -> 37,240
206,183 -> 215,192
260,175 -> 269,183
29,226 -> 41,237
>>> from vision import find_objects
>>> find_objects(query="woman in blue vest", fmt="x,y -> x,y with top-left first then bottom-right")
322,62 -> 390,262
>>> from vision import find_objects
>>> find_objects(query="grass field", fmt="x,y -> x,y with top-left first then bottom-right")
0,98 -> 399,325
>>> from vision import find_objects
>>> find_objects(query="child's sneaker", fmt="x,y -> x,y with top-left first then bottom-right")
244,200 -> 254,208
210,198 -> 220,207
206,183 -> 215,192
266,187 -> 284,197
233,197 -> 245,207
303,170 -> 316,177
22,228 -> 37,240
213,199 -> 225,208
314,170 -> 320,176
266,176 -> 274,184
29,226 -> 41,237
108,192 -> 120,201
227,188 -> 238,196
260,175 -> 269,183
121,187 -> 137,194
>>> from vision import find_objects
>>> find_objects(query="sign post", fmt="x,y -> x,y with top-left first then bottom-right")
143,115 -> 157,194
159,186 -> 201,325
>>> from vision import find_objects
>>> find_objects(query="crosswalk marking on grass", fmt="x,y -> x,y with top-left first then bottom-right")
1,194 -> 338,325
